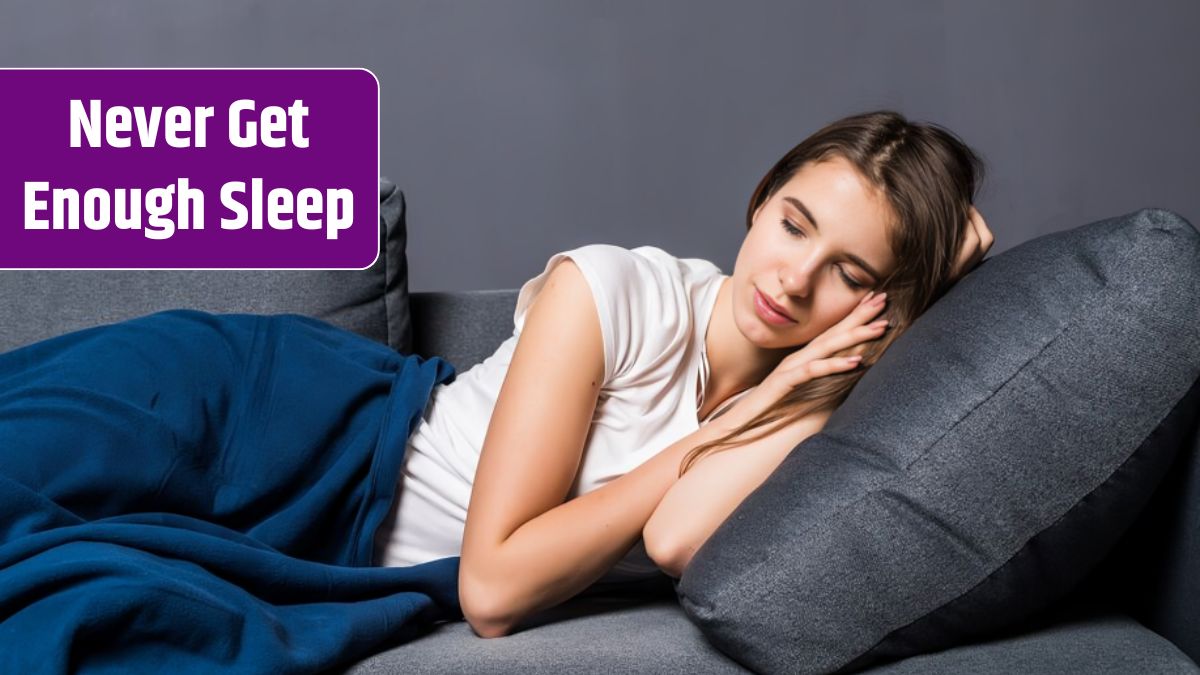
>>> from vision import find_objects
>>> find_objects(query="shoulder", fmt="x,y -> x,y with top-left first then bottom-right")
515,244 -> 685,327
626,245 -> 719,283
565,244 -> 698,321
565,244 -> 671,288
513,244 -> 704,384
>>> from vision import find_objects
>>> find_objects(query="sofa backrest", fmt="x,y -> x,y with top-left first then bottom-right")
410,290 -> 517,370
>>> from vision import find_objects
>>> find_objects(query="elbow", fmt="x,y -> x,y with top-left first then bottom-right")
459,568 -> 516,638
466,612 -> 512,639
643,523 -> 692,580
648,542 -> 692,580
463,603 -> 512,639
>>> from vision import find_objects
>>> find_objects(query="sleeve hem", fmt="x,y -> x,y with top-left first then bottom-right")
513,248 -> 620,384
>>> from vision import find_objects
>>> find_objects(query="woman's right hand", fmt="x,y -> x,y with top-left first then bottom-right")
716,290 -> 890,430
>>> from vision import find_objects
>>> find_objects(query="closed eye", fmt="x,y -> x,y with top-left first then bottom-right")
780,218 -> 867,290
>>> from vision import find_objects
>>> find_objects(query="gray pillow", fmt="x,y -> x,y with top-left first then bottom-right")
675,208 -> 1200,673
0,178 -> 412,354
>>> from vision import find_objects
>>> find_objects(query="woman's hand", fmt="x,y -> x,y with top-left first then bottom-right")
950,205 -> 994,282
715,291 -> 890,431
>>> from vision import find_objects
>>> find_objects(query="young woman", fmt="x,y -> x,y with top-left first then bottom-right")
370,109 -> 994,638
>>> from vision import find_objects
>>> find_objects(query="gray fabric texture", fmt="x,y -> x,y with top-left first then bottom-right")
1071,391 -> 1200,663
865,602 -> 1200,675
348,596 -> 749,674
675,208 -> 1200,674
347,595 -> 1198,674
0,178 -> 411,354
380,179 -> 414,355
409,290 -> 519,370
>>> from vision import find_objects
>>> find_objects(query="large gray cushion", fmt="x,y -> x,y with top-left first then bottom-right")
676,208 -> 1200,673
0,179 -> 412,354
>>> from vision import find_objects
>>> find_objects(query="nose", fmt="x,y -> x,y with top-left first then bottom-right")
779,253 -> 820,298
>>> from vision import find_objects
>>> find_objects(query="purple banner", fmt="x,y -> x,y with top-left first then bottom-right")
0,68 -> 379,269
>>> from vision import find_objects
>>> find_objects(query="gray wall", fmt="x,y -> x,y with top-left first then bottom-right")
4,1 -> 1196,291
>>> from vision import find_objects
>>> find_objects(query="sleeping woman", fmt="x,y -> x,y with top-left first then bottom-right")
0,109 -> 991,661
369,109 -> 993,638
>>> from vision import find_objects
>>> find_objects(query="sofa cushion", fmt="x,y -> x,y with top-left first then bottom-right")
349,596 -> 751,674
865,604 -> 1200,674
346,596 -> 1199,674
0,179 -> 412,354
675,208 -> 1200,674
1069,389 -> 1200,664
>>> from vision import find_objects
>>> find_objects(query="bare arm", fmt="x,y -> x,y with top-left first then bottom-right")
643,409 -> 830,578
458,259 -> 736,638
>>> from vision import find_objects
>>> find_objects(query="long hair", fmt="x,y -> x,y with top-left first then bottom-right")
678,110 -> 986,477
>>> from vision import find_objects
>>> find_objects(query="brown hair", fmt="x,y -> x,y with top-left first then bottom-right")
678,110 -> 986,477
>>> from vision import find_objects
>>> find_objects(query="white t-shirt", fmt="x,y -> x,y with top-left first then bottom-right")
372,244 -> 751,583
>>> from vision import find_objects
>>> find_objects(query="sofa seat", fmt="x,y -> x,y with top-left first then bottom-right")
345,594 -> 1199,674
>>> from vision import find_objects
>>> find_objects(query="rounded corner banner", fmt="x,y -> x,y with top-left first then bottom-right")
0,68 -> 380,270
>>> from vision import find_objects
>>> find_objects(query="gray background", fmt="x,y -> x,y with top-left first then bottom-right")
4,1 -> 1196,291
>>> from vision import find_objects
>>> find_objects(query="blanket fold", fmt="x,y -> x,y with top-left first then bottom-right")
0,309 -> 461,674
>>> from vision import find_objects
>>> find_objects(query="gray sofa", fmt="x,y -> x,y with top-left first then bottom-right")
2,186 -> 1195,671
2,289 -> 1196,674
342,289 -> 1200,674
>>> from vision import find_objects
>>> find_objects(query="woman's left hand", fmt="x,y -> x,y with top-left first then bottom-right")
950,205 -> 994,281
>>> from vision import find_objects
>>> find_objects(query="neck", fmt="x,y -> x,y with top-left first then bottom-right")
704,276 -> 789,401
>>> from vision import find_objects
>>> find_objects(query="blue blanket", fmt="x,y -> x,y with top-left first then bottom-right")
0,309 -> 462,673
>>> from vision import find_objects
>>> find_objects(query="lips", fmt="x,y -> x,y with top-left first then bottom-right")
754,287 -> 796,322
761,293 -> 794,320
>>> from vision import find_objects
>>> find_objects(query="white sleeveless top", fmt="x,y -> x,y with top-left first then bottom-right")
372,244 -> 753,583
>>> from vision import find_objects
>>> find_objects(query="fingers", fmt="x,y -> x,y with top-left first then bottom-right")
826,292 -> 888,341
970,205 -> 995,252
795,355 -> 863,384
814,295 -> 890,354
954,218 -> 979,278
777,350 -> 868,388
951,205 -> 997,280
827,354 -> 865,376
852,291 -> 887,322
779,313 -> 882,385
849,320 -> 889,348
779,284 -> 901,386
967,205 -> 993,255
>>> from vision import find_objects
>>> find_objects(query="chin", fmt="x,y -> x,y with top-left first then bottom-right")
736,307 -> 795,349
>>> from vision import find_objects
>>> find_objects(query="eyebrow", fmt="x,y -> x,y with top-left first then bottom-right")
783,196 -> 884,282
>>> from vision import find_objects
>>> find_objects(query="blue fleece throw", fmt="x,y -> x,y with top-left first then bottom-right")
0,309 -> 462,673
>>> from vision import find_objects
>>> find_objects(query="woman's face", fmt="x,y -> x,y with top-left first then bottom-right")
732,155 -> 897,350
